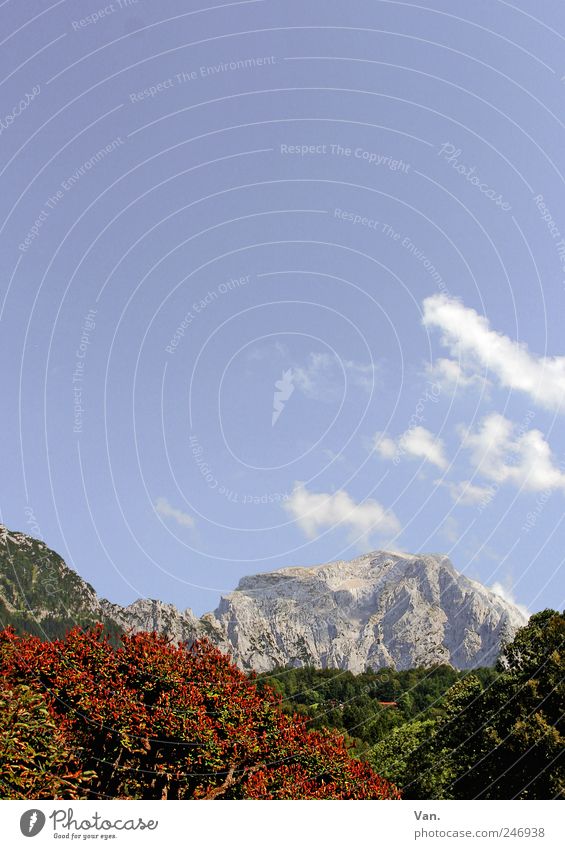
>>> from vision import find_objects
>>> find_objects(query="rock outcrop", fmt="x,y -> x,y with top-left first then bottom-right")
0,525 -> 527,671
198,551 -> 527,671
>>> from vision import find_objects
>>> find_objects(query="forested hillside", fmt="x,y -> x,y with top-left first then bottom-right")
257,611 -> 563,799
257,663 -> 496,751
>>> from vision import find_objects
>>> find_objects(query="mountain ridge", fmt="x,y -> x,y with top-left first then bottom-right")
0,524 -> 527,671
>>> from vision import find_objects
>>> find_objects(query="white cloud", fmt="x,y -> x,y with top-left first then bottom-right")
422,294 -> 565,413
402,427 -> 449,470
292,352 -> 377,400
489,581 -> 531,620
249,345 -> 377,401
342,359 -> 379,392
322,447 -> 347,465
444,479 -> 496,506
292,352 -> 334,399
374,426 -> 449,470
461,413 -> 565,493
373,432 -> 398,460
427,357 -> 484,391
284,482 -> 401,543
155,497 -> 195,528
248,341 -> 289,361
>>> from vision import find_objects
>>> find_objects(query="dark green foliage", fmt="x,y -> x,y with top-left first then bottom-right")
453,609 -> 565,799
370,610 -> 565,800
256,663 -> 472,750
0,530 -> 120,640
369,718 -> 451,798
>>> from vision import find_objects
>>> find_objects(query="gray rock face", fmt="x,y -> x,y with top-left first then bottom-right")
0,523 -> 527,671
200,551 -> 527,672
100,598 -> 202,645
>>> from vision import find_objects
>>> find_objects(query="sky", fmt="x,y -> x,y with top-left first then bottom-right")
1,0 -> 565,618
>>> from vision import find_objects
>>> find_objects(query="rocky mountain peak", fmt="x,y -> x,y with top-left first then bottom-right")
0,526 -> 527,672
205,550 -> 526,672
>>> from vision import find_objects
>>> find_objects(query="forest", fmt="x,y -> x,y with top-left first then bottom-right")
0,609 -> 562,800
257,661 -> 497,750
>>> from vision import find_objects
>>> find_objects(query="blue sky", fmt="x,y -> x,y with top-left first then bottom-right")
1,0 -> 565,617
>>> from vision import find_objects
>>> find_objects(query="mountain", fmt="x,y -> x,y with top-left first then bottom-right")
0,524 -> 117,639
201,552 -> 527,671
0,524 -> 527,671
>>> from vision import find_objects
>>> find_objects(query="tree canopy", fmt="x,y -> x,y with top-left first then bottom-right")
371,610 -> 564,799
0,625 -> 398,800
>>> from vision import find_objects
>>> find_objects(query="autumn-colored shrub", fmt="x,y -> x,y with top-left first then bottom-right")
0,626 -> 399,800
0,682 -> 88,799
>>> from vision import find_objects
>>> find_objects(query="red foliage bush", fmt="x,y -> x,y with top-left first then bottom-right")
0,626 -> 400,800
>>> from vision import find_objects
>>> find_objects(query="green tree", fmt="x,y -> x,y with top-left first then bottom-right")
370,719 -> 452,798
456,609 -> 565,799
371,611 -> 565,799
369,610 -> 565,799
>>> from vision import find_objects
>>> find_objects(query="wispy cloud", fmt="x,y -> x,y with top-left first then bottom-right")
155,497 -> 195,528
322,447 -> 348,465
489,580 -> 531,620
249,345 -> 378,402
426,357 -> 485,392
342,358 -> 379,392
284,482 -> 401,544
423,294 -> 565,412
442,478 -> 496,506
374,426 -> 449,470
292,352 -> 377,400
